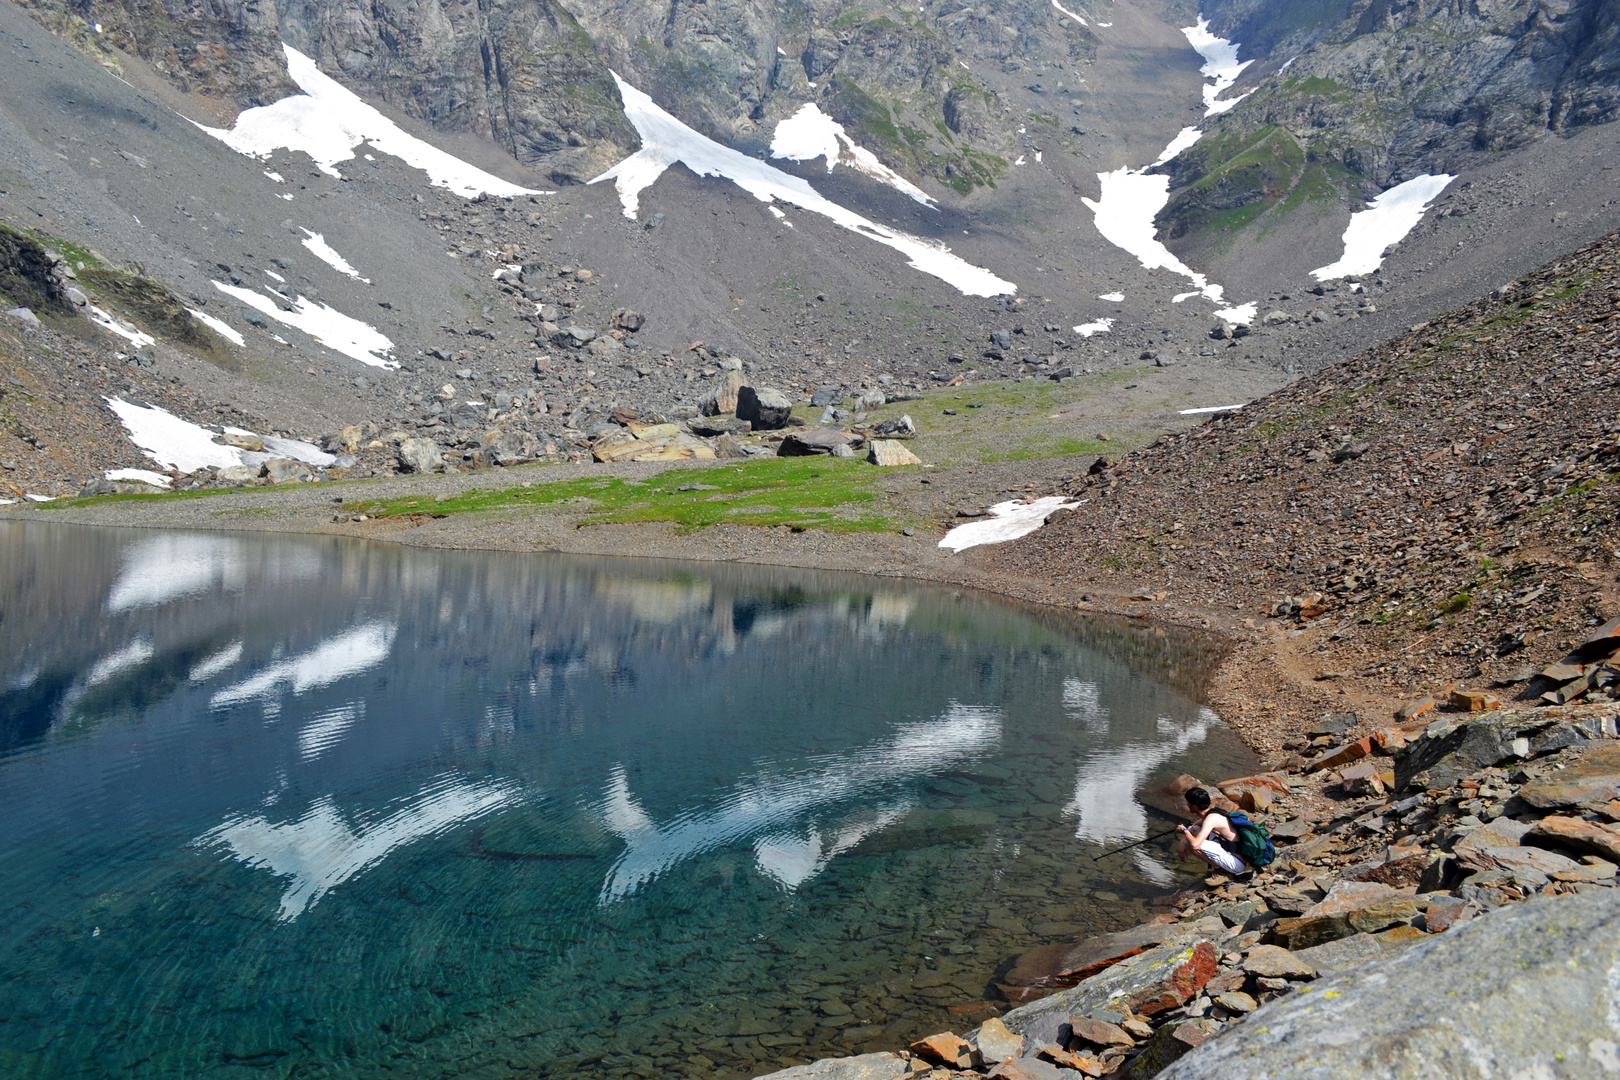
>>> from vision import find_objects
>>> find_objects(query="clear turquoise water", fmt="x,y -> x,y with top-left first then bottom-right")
0,521 -> 1254,1080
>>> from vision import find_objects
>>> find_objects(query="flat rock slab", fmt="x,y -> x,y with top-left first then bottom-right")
1518,747 -> 1620,809
1291,932 -> 1386,973
1000,940 -> 1218,1045
1001,922 -> 1179,996
1525,815 -> 1620,862
756,1052 -> 914,1080
1157,888 -> 1620,1080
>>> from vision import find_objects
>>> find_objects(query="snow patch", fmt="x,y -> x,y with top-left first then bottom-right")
264,170 -> 284,182
105,468 -> 172,488
212,281 -> 395,367
1098,291 -> 1124,302
24,493 -> 55,503
770,104 -> 935,206
1083,168 -> 1224,303
1051,0 -> 1088,26
1311,174 -> 1454,280
1074,318 -> 1114,337
300,229 -> 370,283
1154,126 -> 1203,166
939,497 -> 1079,552
105,397 -> 332,474
1213,301 -> 1256,325
87,305 -> 154,347
1180,404 -> 1245,415
194,44 -> 549,199
1183,18 -> 1253,116
187,307 -> 245,346
106,397 -> 245,473
592,74 -> 1013,297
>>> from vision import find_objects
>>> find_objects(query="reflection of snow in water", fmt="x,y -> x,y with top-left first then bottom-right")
938,497 -> 1079,553
210,622 -> 396,708
201,773 -> 519,920
755,804 -> 911,889
1063,708 -> 1214,845
189,642 -> 244,682
770,104 -> 935,207
1063,677 -> 1108,734
107,533 -> 246,612
591,75 -> 1014,297
598,703 -> 1002,901
298,702 -> 362,760
1311,174 -> 1454,280
84,637 -> 154,688
194,44 -> 546,198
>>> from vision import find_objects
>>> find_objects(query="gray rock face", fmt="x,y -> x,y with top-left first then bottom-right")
736,385 -> 792,430
1159,887 -> 1620,1080
755,1051 -> 913,1080
1163,0 -> 1620,238
397,437 -> 446,474
262,458 -> 312,483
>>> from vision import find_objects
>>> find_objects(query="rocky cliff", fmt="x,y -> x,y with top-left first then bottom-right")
1159,0 -> 1620,240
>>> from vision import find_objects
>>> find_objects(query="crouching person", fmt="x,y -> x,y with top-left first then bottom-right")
1175,786 -> 1249,875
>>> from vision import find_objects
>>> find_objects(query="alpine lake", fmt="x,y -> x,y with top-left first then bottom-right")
0,520 -> 1255,1080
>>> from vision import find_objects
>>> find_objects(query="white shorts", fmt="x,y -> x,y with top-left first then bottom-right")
1197,840 -> 1249,875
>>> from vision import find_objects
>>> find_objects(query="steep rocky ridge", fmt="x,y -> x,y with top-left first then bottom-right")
1160,0 -> 1620,242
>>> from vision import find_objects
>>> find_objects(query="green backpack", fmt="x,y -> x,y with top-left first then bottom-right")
1226,811 -> 1275,869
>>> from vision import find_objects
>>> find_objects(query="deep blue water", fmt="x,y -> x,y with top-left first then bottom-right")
0,521 -> 1252,1079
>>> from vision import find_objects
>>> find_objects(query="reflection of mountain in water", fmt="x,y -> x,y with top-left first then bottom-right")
598,703 -> 1001,902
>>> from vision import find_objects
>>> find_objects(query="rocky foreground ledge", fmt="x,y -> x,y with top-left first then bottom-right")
761,700 -> 1620,1080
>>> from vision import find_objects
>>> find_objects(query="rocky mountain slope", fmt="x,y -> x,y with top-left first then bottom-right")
3,0 -> 1620,500
985,227 -> 1620,755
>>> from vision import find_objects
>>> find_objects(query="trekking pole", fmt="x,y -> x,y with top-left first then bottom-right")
1091,827 -> 1182,861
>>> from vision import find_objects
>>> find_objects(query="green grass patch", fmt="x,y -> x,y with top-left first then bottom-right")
981,436 -> 1109,462
373,458 -> 901,533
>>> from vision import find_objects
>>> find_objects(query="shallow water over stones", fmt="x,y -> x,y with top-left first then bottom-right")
0,521 -> 1254,1080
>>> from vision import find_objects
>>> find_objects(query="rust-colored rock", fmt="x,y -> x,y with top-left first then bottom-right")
1217,771 -> 1290,813
1449,688 -> 1501,711
909,1031 -> 976,1069
1523,815 -> 1620,863
1241,944 -> 1317,980
1309,737 -> 1373,772
1038,1045 -> 1105,1076
1068,1016 -> 1134,1048
1127,941 -> 1217,1016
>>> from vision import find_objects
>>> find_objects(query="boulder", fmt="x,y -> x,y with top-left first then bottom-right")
688,417 -> 752,437
1157,889 -> 1620,1080
1068,1017 -> 1133,1048
811,385 -> 843,407
971,1018 -> 1025,1066
1516,744 -> 1620,808
999,923 -> 1180,1000
1001,940 -> 1218,1043
611,307 -> 644,332
1523,815 -> 1620,863
1217,771 -> 1290,813
909,1032 -> 977,1069
872,414 -> 916,438
737,385 -> 793,429
6,306 -> 42,328
487,429 -> 538,465
851,389 -> 887,412
754,1052 -> 914,1080
262,458 -> 311,484
697,370 -> 748,417
1240,945 -> 1316,981
1124,1021 -> 1215,1080
218,431 -> 265,452
398,437 -> 446,473
1394,711 -> 1573,792
867,439 -> 922,467
218,465 -> 259,485
779,429 -> 855,456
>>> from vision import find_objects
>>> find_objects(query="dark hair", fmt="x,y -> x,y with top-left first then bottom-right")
1186,787 -> 1212,812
